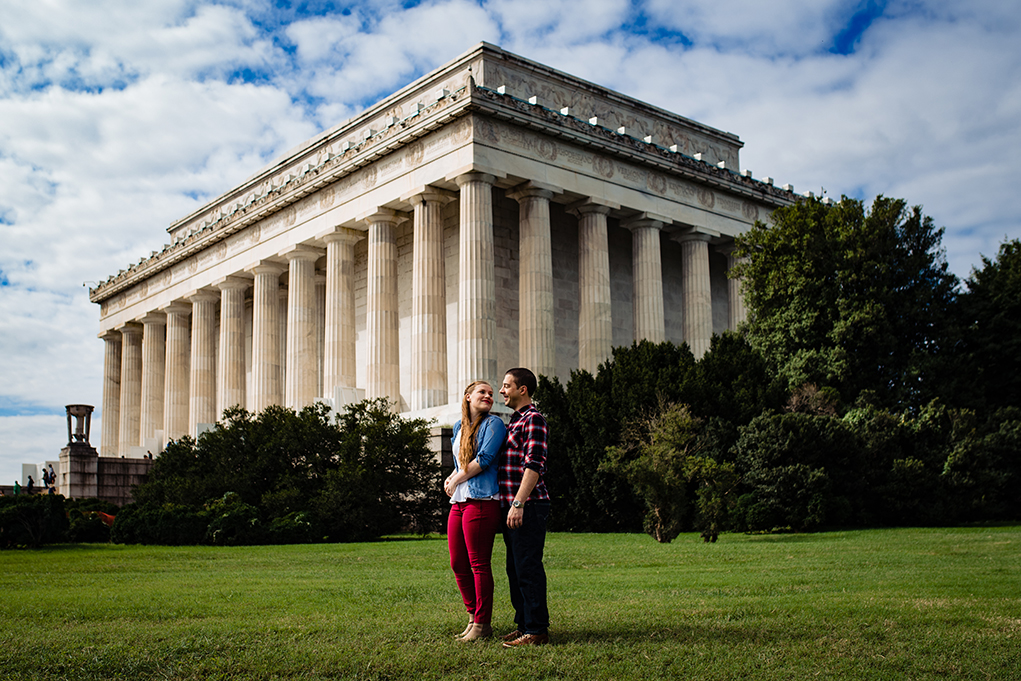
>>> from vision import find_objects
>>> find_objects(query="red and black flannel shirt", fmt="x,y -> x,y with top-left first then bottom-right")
498,403 -> 550,507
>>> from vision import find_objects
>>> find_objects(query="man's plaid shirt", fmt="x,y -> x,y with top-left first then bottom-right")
498,403 -> 550,507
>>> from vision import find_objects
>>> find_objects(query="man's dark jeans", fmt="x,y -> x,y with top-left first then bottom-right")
503,501 -> 550,635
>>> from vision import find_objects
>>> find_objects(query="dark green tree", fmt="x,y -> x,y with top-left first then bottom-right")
733,196 -> 959,410
119,399 -> 442,544
959,238 -> 1021,410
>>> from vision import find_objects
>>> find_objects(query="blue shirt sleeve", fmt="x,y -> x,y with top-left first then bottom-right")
474,415 -> 507,471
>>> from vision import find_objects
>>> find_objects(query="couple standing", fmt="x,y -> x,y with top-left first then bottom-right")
443,367 -> 551,647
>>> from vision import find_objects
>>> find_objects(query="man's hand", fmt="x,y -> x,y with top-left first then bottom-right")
506,505 -> 524,529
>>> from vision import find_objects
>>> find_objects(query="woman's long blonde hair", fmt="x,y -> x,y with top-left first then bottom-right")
458,380 -> 491,470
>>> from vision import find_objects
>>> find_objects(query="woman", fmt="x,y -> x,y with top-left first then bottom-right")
444,380 -> 507,641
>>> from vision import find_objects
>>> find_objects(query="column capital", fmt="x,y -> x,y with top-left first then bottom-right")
280,244 -> 325,261
506,181 -> 558,203
99,329 -> 122,342
318,226 -> 365,245
246,260 -> 288,277
622,213 -> 669,232
214,275 -> 252,291
186,289 -> 220,304
401,185 -> 456,205
569,197 -> 619,218
454,172 -> 496,188
358,207 -> 410,226
116,321 -> 143,336
160,301 -> 193,315
670,229 -> 715,245
138,311 -> 166,326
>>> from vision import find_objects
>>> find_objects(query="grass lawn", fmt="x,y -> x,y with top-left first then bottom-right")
0,527 -> 1018,680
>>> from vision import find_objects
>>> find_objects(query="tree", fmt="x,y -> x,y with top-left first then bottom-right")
120,399 -> 442,544
733,196 -> 960,410
959,238 -> 1021,410
602,404 -> 705,543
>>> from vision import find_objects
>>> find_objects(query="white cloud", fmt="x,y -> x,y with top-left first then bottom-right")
0,415 -> 75,487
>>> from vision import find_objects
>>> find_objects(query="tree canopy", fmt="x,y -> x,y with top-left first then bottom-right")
733,196 -> 959,409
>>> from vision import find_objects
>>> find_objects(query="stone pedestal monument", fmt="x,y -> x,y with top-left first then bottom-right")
59,404 -> 99,498
58,403 -> 155,505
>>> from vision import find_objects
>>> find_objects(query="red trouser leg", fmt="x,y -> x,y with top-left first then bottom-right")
448,500 -> 500,623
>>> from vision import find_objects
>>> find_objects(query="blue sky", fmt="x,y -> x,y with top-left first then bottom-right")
1,0 -> 1019,483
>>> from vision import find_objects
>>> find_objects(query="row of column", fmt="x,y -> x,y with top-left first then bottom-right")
100,171 -> 743,456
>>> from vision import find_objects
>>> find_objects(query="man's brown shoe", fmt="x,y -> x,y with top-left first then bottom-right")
502,633 -> 550,648
501,629 -> 522,642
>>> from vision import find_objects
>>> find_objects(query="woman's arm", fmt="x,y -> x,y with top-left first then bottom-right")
444,417 -> 506,490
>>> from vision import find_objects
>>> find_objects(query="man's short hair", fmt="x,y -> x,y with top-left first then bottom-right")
505,367 -> 538,398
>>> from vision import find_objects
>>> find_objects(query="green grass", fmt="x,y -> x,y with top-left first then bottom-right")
0,527 -> 1018,680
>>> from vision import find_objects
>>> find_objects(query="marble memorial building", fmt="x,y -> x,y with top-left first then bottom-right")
90,43 -> 796,458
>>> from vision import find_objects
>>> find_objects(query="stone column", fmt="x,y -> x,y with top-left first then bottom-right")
364,209 -> 405,405
675,232 -> 714,358
408,188 -> 454,410
99,330 -> 121,457
573,202 -> 614,374
278,284 -> 288,391
455,172 -> 497,388
508,183 -> 556,378
284,245 -> 324,409
162,302 -> 191,440
625,215 -> 666,343
719,243 -> 748,329
217,277 -> 249,415
249,262 -> 286,412
188,291 -> 218,435
139,312 -> 166,446
322,229 -> 362,398
315,272 -> 326,398
117,323 -> 143,455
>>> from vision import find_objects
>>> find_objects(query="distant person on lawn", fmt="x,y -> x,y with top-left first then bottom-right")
443,380 -> 507,642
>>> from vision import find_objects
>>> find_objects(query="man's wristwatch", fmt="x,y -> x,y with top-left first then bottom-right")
511,500 -> 525,509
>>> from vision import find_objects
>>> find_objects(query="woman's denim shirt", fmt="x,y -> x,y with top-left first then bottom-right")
451,414 -> 507,499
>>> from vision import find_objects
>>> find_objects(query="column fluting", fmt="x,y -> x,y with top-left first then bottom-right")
99,330 -> 122,457
508,184 -> 556,378
162,302 -> 191,441
455,173 -> 497,389
139,312 -> 166,447
719,243 -> 748,330
322,229 -> 362,400
249,262 -> 286,412
117,323 -> 143,455
188,291 -> 218,434
675,232 -> 713,358
625,216 -> 666,343
409,188 -> 453,410
573,202 -> 613,373
217,277 -> 249,416
284,246 -> 323,409
364,209 -> 405,406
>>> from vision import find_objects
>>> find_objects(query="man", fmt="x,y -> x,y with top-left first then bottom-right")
498,367 -> 551,647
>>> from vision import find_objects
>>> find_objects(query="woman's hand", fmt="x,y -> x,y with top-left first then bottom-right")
443,473 -> 460,497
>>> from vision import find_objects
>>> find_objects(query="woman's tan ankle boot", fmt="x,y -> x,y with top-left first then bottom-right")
455,616 -> 474,638
458,622 -> 493,642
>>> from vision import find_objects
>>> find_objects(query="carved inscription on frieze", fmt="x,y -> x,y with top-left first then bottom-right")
742,202 -> 759,221
717,197 -> 742,215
